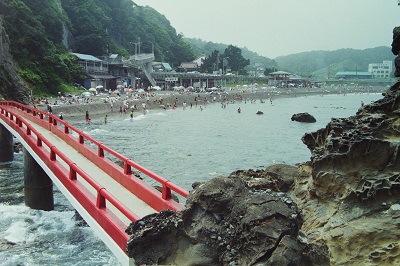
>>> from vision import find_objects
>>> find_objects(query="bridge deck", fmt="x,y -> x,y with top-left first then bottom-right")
13,108 -> 157,225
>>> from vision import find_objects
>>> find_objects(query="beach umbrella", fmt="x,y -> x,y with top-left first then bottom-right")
112,90 -> 118,94
89,88 -> 96,92
96,85 -> 103,89
82,92 -> 91,97
117,85 -> 124,89
127,88 -> 133,92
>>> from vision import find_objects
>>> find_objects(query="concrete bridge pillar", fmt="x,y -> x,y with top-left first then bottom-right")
23,147 -> 54,211
0,124 -> 14,162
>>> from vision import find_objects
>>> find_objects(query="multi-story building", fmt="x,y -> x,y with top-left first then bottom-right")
368,60 -> 393,78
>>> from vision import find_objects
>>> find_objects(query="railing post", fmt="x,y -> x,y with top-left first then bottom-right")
124,160 -> 132,175
64,125 -> 69,134
96,188 -> 106,208
50,147 -> 56,161
98,144 -> 104,157
162,182 -> 172,200
37,137 -> 42,147
79,134 -> 84,144
69,164 -> 77,180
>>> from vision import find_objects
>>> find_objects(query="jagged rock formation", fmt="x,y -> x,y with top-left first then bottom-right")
126,165 -> 329,265
291,112 -> 316,123
296,83 -> 400,265
0,18 -> 28,102
392,26 -> 400,77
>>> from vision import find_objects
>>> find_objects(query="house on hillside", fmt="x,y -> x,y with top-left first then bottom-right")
72,53 -> 117,91
152,62 -> 173,72
177,62 -> 199,73
101,54 -> 136,89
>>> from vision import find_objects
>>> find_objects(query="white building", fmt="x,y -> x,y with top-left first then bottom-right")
368,60 -> 393,78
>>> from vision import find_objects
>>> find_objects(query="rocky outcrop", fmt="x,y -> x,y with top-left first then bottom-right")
0,18 -> 28,102
295,83 -> 400,265
126,168 -> 329,265
392,26 -> 400,77
291,112 -> 316,123
302,84 -> 400,201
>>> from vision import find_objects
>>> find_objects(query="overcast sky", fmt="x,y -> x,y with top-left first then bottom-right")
133,0 -> 399,58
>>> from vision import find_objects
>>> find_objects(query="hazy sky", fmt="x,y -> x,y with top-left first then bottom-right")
133,0 -> 399,58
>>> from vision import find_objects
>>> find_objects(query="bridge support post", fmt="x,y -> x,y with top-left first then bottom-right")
0,124 -> 14,162
23,147 -> 54,211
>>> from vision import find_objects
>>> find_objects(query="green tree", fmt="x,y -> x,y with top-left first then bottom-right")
200,50 -> 220,73
223,45 -> 249,74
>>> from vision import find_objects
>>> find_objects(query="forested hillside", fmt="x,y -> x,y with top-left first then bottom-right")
186,37 -> 395,78
185,37 -> 279,71
0,0 -> 196,95
275,46 -> 395,78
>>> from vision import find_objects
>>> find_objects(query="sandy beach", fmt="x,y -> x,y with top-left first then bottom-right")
35,86 -> 386,122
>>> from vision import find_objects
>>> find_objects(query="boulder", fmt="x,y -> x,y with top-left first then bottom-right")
256,111 -> 263,115
126,171 -> 328,265
291,112 -> 316,123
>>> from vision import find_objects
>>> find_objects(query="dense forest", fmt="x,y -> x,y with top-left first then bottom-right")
0,0 -> 196,95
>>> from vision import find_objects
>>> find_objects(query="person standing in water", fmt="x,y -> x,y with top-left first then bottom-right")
85,110 -> 91,124
104,114 -> 107,124
130,110 -> 134,120
238,107 -> 241,113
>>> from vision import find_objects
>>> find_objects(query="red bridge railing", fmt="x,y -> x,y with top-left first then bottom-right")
0,100 -> 189,254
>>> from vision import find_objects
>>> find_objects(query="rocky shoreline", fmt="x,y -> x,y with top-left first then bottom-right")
124,83 -> 400,265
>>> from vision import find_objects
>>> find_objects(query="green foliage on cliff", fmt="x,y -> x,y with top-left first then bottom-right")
0,0 -> 196,96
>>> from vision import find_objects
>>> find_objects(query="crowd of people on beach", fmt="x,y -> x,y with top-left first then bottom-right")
31,84 -> 385,125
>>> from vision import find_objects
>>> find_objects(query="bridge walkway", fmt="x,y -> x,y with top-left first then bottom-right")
0,101 -> 189,265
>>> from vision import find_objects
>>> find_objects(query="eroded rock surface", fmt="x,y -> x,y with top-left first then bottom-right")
126,170 -> 328,265
295,83 -> 400,265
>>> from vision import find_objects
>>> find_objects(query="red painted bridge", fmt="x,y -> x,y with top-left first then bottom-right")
0,101 -> 189,265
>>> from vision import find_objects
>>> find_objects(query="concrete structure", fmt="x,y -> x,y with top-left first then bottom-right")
335,71 -> 372,79
368,60 -> 393,78
24,148 -> 54,211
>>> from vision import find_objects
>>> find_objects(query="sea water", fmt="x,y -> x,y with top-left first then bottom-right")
0,92 -> 383,265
